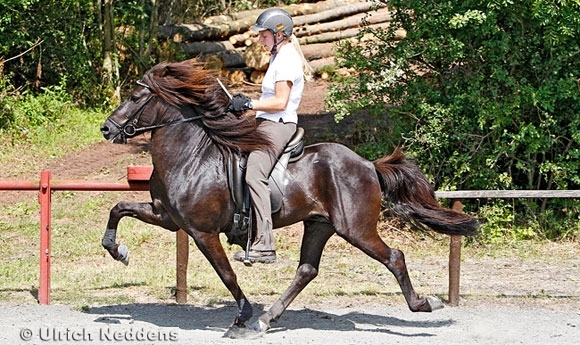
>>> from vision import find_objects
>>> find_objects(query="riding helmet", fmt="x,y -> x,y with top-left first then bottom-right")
251,8 -> 293,38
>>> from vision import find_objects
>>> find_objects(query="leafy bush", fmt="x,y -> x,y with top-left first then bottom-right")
329,0 -> 580,240
0,72 -> 104,160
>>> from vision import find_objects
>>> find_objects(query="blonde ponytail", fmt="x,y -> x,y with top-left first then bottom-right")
290,34 -> 314,82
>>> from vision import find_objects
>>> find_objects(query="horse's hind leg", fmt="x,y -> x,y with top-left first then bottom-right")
340,223 -> 444,312
254,220 -> 334,332
103,200 -> 179,264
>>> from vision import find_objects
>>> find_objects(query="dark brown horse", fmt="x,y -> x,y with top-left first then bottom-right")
100,59 -> 478,337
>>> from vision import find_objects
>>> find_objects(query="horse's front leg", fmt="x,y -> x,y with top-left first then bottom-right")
189,230 -> 255,338
102,200 -> 179,265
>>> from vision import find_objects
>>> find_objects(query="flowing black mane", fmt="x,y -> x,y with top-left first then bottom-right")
141,58 -> 272,153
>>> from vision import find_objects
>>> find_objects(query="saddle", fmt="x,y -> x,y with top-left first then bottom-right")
226,127 -> 304,247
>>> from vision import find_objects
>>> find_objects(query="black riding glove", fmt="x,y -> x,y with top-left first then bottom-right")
228,93 -> 253,114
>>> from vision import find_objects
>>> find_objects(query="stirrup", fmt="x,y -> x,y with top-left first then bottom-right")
234,250 -> 277,264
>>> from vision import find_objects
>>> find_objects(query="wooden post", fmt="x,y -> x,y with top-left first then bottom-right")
38,171 -> 51,305
448,199 -> 463,307
175,229 -> 189,304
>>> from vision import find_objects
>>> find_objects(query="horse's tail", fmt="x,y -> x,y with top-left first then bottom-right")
373,149 -> 479,236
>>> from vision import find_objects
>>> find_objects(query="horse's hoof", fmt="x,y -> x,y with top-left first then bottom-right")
117,244 -> 130,266
427,296 -> 445,311
223,325 -> 263,339
250,319 -> 270,333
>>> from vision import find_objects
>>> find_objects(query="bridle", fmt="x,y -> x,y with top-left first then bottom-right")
109,80 -> 203,142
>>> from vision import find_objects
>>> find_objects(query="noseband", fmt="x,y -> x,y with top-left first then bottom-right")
109,80 -> 203,142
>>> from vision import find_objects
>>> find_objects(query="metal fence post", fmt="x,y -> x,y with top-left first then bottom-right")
38,171 -> 51,305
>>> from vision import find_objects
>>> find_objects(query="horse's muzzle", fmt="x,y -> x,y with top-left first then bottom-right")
101,122 -> 127,144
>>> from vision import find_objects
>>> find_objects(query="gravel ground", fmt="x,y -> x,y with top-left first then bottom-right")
1,301 -> 579,345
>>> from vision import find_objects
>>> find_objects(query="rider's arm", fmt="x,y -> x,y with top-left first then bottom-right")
250,80 -> 292,113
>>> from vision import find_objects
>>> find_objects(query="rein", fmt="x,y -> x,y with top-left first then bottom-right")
110,80 -> 203,142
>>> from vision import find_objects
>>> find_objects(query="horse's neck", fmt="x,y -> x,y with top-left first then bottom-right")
150,124 -> 221,172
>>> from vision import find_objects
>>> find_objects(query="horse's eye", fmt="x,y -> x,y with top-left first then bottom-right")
130,94 -> 140,102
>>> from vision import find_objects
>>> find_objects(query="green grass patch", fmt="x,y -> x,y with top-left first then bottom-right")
0,106 -> 106,177
1,81 -> 108,177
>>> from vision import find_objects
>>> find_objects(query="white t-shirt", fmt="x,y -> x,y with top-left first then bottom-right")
256,43 -> 304,124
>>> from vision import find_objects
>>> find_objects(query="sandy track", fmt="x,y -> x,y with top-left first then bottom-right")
1,301 -> 579,344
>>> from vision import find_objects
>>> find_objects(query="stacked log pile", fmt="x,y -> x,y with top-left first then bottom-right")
157,0 -> 401,85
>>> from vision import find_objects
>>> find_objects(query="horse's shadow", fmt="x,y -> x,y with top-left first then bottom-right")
85,303 -> 454,337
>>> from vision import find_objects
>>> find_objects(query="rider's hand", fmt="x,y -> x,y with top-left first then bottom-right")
228,93 -> 253,114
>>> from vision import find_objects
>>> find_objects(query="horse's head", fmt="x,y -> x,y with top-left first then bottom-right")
101,80 -> 156,144
102,59 -> 230,144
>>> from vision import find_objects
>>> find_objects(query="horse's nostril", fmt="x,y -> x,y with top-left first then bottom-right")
101,125 -> 109,134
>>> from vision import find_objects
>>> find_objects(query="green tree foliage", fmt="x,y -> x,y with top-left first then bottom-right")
0,0 -> 102,104
329,0 -> 580,240
0,0 -> 308,107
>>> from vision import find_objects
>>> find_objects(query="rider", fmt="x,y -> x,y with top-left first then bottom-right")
229,8 -> 311,264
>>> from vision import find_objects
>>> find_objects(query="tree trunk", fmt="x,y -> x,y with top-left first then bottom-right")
177,41 -> 235,57
292,1 -> 385,27
294,7 -> 392,37
158,0 -> 184,25
204,0 -> 365,25
102,0 -> 120,102
243,42 -> 270,71
228,69 -> 248,85
298,22 -> 391,45
137,0 -> 159,76
228,32 -> 253,47
164,0 -> 373,41
162,17 -> 257,42
250,70 -> 265,84
301,42 -> 337,61
203,50 -> 246,70
309,56 -> 336,73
